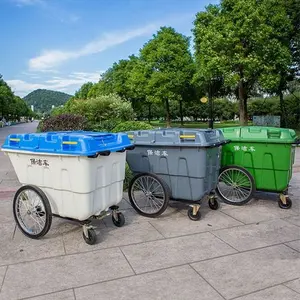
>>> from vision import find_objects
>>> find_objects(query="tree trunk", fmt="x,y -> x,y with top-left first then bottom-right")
238,80 -> 248,126
179,100 -> 183,126
208,84 -> 213,129
165,98 -> 171,128
279,90 -> 286,128
148,103 -> 151,124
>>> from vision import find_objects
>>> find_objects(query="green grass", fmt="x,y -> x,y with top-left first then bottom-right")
150,120 -> 248,129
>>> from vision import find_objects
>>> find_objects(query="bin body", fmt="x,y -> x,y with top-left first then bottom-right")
2,131 -> 132,220
220,126 -> 297,192
126,129 -> 226,201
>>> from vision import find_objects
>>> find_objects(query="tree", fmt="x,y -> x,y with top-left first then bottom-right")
193,0 -> 293,125
74,82 -> 94,100
0,74 -> 14,119
140,27 -> 195,127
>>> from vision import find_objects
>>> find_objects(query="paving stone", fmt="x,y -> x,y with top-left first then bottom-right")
0,199 -> 13,224
284,215 -> 300,227
121,232 -> 237,274
213,219 -> 300,251
104,206 -> 183,227
192,245 -> 300,299
285,240 -> 300,252
0,224 -> 65,266
75,265 -> 224,300
234,285 -> 300,300
285,278 -> 300,294
222,203 -> 298,224
0,266 -> 7,291
0,248 -> 134,300
150,210 -> 243,238
63,221 -> 164,254
24,290 -> 75,300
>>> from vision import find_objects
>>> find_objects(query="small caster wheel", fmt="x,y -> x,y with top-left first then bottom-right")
278,197 -> 292,209
187,207 -> 201,221
83,228 -> 97,245
208,198 -> 219,210
112,211 -> 125,227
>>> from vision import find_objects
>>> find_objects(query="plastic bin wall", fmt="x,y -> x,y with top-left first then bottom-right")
220,126 -> 297,192
2,131 -> 132,220
126,129 -> 226,201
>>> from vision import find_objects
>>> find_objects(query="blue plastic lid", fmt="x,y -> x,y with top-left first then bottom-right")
1,131 -> 134,156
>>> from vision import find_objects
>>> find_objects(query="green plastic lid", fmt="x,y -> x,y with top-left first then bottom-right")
220,126 -> 297,144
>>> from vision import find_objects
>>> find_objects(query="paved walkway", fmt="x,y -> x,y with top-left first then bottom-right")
0,123 -> 299,300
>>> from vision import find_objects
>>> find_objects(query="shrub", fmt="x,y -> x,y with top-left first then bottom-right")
123,163 -> 134,191
113,121 -> 154,133
39,114 -> 87,132
68,94 -> 135,126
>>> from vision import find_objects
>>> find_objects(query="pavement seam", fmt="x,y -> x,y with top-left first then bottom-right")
62,234 -> 67,255
0,265 -> 8,294
283,241 -> 300,253
19,288 -> 75,300
12,224 -> 17,240
189,263 -> 226,300
119,247 -> 137,275
283,279 -> 300,295
218,209 -> 247,225
72,288 -> 77,300
228,279 -> 300,300
209,231 -> 240,252
148,221 -> 167,238
2,233 -> 300,269
281,217 -> 300,228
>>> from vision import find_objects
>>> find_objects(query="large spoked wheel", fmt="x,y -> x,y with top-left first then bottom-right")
13,185 -> 52,239
216,166 -> 255,206
128,173 -> 170,218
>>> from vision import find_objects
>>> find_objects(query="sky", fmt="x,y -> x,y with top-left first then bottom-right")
0,0 -> 219,97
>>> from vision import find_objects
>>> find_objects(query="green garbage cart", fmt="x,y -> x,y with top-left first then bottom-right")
216,126 -> 299,209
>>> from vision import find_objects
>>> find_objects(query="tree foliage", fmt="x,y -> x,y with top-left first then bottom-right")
193,0 -> 293,125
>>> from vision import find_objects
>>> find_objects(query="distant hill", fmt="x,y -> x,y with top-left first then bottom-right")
23,89 -> 72,113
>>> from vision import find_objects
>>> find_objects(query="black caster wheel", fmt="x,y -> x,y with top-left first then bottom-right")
112,211 -> 125,227
187,207 -> 201,221
208,198 -> 219,210
83,228 -> 97,245
278,197 -> 292,209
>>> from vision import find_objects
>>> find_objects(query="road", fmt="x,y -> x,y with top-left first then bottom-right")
0,121 -> 38,193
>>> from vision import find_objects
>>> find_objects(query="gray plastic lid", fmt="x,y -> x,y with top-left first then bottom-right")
127,128 -> 227,147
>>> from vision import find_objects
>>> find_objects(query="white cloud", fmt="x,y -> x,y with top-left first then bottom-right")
29,23 -> 159,71
7,71 -> 103,97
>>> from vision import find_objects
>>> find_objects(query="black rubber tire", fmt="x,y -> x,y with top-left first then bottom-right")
83,228 -> 97,245
112,212 -> 125,227
13,185 -> 52,239
128,173 -> 170,218
216,165 -> 256,206
278,197 -> 292,209
187,207 -> 201,221
208,198 -> 219,210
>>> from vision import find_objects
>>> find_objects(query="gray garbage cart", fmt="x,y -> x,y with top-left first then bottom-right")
126,128 -> 229,221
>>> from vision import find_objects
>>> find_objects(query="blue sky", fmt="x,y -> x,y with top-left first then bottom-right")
0,0 -> 219,97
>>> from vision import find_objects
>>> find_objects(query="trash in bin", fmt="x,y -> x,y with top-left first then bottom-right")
126,128 -> 229,221
1,131 -> 134,245
217,126 -> 299,209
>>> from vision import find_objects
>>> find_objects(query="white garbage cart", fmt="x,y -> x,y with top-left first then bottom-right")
1,131 -> 134,245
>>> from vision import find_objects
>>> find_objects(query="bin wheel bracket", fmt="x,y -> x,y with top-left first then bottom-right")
82,224 -> 97,245
188,205 -> 201,221
278,194 -> 292,209
208,196 -> 219,210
